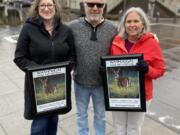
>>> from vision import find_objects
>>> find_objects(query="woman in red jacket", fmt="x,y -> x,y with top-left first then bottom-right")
110,7 -> 165,135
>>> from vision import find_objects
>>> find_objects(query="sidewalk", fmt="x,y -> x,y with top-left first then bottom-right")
0,21 -> 180,135
0,27 -> 180,135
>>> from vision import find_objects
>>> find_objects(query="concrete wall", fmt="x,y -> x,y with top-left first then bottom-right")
106,0 -> 122,12
67,0 -> 122,12
157,0 -> 180,16
67,0 -> 180,17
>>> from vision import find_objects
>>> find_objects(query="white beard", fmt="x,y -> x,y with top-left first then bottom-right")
87,14 -> 103,23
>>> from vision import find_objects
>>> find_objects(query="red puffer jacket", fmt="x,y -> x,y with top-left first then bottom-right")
110,32 -> 165,101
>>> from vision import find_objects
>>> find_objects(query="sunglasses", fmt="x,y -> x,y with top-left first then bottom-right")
85,2 -> 105,8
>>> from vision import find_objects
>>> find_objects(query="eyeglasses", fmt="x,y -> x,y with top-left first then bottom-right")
39,4 -> 55,9
84,2 -> 105,8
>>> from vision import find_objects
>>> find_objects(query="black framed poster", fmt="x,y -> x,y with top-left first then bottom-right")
101,54 -> 146,112
26,61 -> 72,118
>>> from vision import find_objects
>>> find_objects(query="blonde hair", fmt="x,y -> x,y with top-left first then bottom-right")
28,0 -> 62,19
118,7 -> 151,39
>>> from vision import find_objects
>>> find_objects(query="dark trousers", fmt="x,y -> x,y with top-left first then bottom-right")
31,115 -> 58,135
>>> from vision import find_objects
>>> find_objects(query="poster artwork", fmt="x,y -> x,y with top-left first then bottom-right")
32,67 -> 66,113
105,59 -> 141,108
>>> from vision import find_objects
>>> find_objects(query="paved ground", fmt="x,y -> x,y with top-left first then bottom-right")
0,22 -> 180,135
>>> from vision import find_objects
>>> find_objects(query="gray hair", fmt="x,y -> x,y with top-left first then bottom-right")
118,7 -> 151,39
82,0 -> 106,3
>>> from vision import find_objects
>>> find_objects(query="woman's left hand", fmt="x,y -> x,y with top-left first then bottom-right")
136,60 -> 149,73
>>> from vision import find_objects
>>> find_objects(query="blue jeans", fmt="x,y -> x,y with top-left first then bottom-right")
31,115 -> 58,135
74,82 -> 105,135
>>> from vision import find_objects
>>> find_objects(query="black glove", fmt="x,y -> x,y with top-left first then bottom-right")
136,60 -> 149,73
99,66 -> 106,76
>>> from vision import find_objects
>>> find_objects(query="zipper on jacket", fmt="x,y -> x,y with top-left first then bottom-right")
90,27 -> 97,41
93,27 -> 96,32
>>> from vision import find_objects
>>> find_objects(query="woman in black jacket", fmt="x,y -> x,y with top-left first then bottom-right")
13,0 -> 76,134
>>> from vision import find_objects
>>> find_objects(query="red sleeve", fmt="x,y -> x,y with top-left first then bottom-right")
145,39 -> 166,79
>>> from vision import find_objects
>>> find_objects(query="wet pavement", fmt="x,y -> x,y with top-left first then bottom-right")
151,24 -> 180,72
149,23 -> 180,134
0,15 -> 180,134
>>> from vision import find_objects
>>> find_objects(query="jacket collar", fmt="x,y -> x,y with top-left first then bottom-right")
26,16 -> 61,30
84,17 -> 104,28
113,32 -> 155,52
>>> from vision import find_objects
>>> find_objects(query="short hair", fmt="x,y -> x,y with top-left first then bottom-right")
28,0 -> 62,19
82,0 -> 106,3
118,7 -> 151,39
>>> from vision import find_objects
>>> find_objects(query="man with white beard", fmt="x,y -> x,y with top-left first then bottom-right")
69,0 -> 117,135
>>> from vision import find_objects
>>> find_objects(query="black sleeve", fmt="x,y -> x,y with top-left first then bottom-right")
66,28 -> 76,69
13,24 -> 38,72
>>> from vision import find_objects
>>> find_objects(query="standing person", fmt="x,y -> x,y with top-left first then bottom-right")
110,7 -> 165,135
13,0 -> 76,134
69,0 -> 117,135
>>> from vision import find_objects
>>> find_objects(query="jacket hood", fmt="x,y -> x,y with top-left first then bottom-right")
113,32 -> 156,51
137,32 -> 155,44
26,16 -> 44,26
25,16 -> 62,29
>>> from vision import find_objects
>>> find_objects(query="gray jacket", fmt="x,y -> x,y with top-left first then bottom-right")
69,18 -> 117,87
